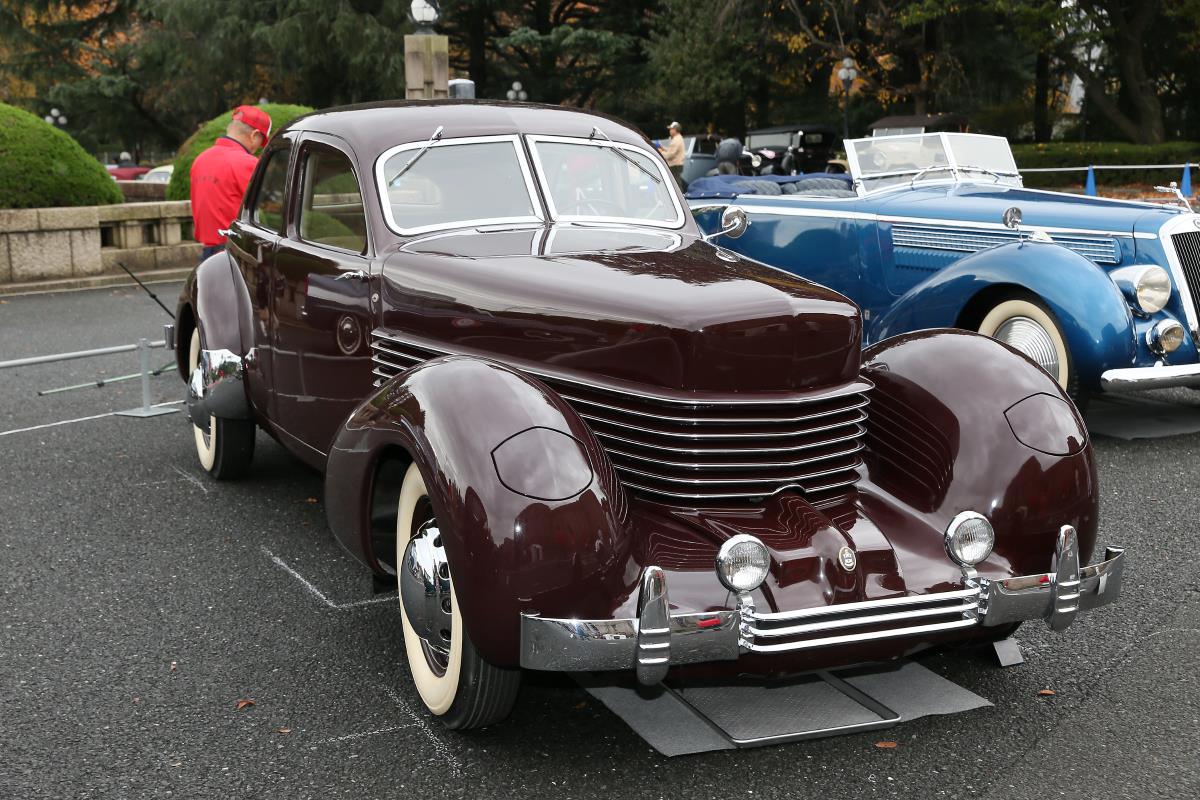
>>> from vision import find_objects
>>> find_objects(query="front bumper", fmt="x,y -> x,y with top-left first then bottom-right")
1101,362 -> 1200,391
520,526 -> 1125,685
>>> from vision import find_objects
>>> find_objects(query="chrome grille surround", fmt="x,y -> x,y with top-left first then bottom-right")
891,223 -> 1120,264
371,330 -> 871,501
1169,226 -> 1200,336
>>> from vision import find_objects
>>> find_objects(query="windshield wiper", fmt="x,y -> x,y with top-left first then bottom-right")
390,125 -> 444,185
955,164 -> 1015,183
589,126 -> 662,184
907,164 -> 955,186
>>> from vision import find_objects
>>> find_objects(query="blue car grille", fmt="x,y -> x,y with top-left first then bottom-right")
1171,230 -> 1200,318
370,330 -> 871,504
891,223 -> 1120,265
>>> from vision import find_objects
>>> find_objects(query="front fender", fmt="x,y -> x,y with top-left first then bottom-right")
871,241 -> 1135,388
859,329 -> 1099,587
325,356 -> 631,668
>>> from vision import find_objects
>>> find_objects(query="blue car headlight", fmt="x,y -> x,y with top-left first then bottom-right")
1112,265 -> 1172,314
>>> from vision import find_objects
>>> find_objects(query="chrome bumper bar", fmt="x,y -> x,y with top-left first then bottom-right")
1101,362 -> 1200,391
520,526 -> 1124,685
186,348 -> 250,433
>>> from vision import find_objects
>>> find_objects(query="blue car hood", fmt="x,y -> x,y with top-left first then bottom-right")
868,184 -> 1183,236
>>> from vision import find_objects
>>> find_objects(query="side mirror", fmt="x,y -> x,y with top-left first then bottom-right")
1002,206 -> 1022,229
705,205 -> 749,241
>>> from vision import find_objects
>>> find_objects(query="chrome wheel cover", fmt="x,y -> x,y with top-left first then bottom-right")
399,514 -> 453,677
993,315 -> 1060,379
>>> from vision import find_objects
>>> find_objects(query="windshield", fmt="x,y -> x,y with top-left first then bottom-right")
847,133 -> 1021,193
746,132 -> 794,150
378,137 -> 541,234
529,136 -> 682,227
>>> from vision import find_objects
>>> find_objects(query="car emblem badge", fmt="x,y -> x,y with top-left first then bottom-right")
838,546 -> 857,572
1193,217 -> 1200,229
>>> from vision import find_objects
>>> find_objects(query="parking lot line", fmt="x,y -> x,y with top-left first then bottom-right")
386,686 -> 463,778
0,400 -> 183,438
262,545 -> 397,610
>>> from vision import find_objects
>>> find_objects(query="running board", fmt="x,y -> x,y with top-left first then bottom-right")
576,660 -> 991,756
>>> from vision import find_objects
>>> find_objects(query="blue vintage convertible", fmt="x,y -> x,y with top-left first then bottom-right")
688,133 -> 1200,402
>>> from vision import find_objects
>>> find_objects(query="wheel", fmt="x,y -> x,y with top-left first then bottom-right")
976,294 -> 1086,408
188,327 -> 255,479
396,463 -> 520,729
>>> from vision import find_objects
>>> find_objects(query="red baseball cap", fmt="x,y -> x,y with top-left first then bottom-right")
232,105 -> 272,140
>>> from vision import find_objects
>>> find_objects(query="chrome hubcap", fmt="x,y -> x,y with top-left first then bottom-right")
993,316 -> 1060,381
399,516 -> 453,676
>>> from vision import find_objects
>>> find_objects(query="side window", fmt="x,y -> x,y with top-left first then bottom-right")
251,148 -> 289,231
298,148 -> 367,253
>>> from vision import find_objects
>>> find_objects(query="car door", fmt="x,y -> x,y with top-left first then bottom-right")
269,132 -> 376,459
226,135 -> 294,418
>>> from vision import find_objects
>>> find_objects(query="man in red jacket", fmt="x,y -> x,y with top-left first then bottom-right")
190,105 -> 271,260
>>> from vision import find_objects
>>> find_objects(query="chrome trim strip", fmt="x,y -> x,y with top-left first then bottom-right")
751,587 -> 980,622
749,601 -> 978,639
582,409 -> 867,440
593,423 -> 866,456
1100,362 -> 1200,391
747,618 -> 978,653
556,391 -> 869,424
604,439 -> 865,471
613,455 -> 863,486
615,476 -> 860,500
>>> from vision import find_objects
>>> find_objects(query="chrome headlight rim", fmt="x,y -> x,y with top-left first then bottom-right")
1134,265 -> 1172,314
716,534 -> 770,593
1147,318 -> 1185,355
943,511 -> 995,568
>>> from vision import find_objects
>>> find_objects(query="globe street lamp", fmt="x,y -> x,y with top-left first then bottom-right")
505,81 -> 528,102
410,0 -> 439,35
836,57 -> 857,140
44,107 -> 67,127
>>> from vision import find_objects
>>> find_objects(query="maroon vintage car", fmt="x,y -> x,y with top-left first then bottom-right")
173,101 -> 1125,731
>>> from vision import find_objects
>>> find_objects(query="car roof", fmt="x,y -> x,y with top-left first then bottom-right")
280,100 -> 652,160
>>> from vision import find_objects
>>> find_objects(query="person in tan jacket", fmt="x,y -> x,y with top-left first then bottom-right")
658,121 -> 686,187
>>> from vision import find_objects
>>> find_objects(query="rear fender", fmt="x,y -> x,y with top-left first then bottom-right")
175,250 -> 252,379
325,355 -> 631,668
871,241 -> 1135,388
860,329 -> 1099,586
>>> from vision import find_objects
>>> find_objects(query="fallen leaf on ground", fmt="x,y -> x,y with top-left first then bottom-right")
235,699 -> 256,711
276,727 -> 291,735
1037,689 -> 1056,697
169,661 -> 177,672
875,741 -> 898,749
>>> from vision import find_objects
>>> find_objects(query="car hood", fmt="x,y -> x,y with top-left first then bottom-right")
869,183 -> 1184,236
378,225 -> 861,395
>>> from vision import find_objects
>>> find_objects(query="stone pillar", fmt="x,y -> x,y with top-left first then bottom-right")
404,34 -> 450,100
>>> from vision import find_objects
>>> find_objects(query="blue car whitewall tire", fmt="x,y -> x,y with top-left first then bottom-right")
977,296 -> 1072,391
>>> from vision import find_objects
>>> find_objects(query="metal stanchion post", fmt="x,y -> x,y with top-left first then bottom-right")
115,338 -> 178,418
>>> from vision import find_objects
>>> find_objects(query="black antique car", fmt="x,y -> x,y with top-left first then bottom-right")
745,123 -> 843,174
176,100 -> 1124,732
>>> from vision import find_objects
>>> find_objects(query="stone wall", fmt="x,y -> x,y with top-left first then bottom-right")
0,202 -> 201,285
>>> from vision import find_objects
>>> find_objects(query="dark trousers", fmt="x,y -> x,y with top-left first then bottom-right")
200,244 -> 223,262
670,164 -> 685,190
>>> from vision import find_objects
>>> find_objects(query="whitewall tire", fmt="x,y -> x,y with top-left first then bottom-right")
188,327 -> 255,479
978,297 -> 1071,390
395,462 -> 520,729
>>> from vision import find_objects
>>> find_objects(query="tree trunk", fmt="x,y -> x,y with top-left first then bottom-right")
1034,50 -> 1051,142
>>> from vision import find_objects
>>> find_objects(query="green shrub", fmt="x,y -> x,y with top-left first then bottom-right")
1013,141 -> 1200,188
166,104 -> 314,201
0,103 -> 123,209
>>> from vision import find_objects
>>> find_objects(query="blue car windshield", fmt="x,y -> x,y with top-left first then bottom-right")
848,133 -> 1021,194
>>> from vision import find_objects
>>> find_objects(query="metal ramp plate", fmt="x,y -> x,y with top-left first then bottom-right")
577,660 -> 991,756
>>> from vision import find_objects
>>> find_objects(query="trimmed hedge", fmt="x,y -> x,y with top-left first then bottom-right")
166,104 -> 314,201
0,103 -> 123,209
1013,141 -> 1200,188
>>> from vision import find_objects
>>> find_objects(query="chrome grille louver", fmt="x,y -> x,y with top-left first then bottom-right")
371,330 -> 870,502
892,223 -> 1120,264
1171,229 -> 1200,323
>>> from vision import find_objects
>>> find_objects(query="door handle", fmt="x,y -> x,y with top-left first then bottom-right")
218,228 -> 233,238
335,270 -> 369,281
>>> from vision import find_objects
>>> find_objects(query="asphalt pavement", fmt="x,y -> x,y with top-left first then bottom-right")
1,282 -> 1197,799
